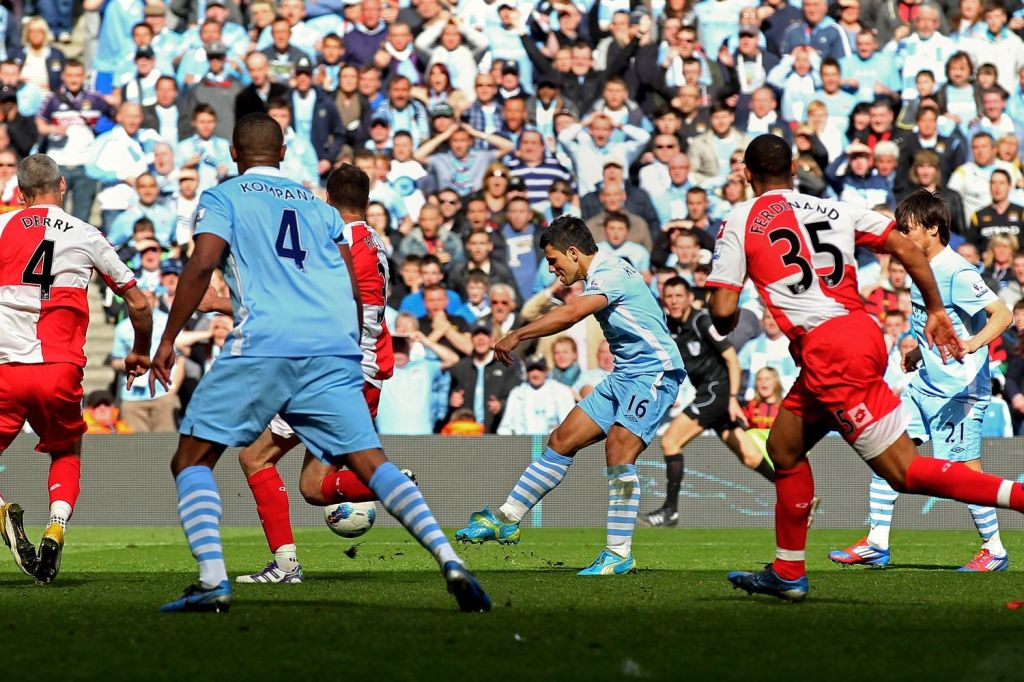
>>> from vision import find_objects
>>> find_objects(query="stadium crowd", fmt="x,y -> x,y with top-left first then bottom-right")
10,0 -> 1024,435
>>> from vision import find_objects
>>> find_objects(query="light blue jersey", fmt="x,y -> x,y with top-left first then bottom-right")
908,246 -> 998,401
581,251 -> 685,378
192,165 -> 361,360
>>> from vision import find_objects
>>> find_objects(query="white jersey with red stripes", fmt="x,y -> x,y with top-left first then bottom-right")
341,220 -> 394,384
0,204 -> 135,366
708,189 -> 894,360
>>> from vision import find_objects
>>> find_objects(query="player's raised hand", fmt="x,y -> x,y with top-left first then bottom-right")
123,352 -> 152,391
148,338 -> 176,397
923,310 -> 964,364
492,332 -> 520,366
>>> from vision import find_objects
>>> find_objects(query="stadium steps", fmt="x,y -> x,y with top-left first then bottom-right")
83,278 -> 115,396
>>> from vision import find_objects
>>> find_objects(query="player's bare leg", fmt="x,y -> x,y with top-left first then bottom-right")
727,406 -> 831,602
237,429 -> 303,584
35,440 -> 84,585
457,407 -> 606,546
578,424 -> 647,576
343,448 -> 491,612
162,436 -> 231,613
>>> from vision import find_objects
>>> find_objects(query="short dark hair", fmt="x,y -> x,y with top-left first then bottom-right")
662,276 -> 692,293
466,269 -> 491,288
326,163 -> 370,213
420,254 -> 443,270
232,112 -> 284,160
895,189 -> 950,246
192,103 -> 217,119
743,134 -> 793,181
265,96 -> 290,112
710,100 -> 734,115
603,211 -> 629,228
156,75 -> 178,90
991,168 -> 1012,184
820,57 -> 840,73
539,215 -> 598,255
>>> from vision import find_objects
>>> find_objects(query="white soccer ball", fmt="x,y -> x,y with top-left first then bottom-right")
324,501 -> 377,538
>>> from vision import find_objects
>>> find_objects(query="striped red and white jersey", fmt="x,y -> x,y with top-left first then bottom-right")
342,220 -> 394,384
0,204 -> 135,366
707,190 -> 894,361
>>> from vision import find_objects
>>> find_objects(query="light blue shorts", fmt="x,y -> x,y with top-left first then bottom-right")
578,370 -> 684,445
179,355 -> 381,463
902,383 -> 987,462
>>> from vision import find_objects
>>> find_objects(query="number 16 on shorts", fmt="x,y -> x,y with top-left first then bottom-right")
625,395 -> 649,423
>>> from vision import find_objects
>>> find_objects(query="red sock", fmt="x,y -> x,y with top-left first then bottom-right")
772,460 -> 814,581
904,457 -> 1024,510
248,467 -> 294,552
320,469 -> 377,503
48,455 -> 81,509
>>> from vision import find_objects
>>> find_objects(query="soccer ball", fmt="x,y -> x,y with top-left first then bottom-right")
324,501 -> 377,538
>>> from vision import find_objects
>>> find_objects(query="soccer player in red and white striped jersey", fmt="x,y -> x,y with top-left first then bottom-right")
707,135 -> 1024,601
0,154 -> 152,584
197,164 -> 397,584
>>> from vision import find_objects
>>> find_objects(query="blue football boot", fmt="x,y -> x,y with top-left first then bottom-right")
160,581 -> 233,613
454,506 -> 521,545
443,561 -> 492,612
727,565 -> 808,602
577,549 -> 637,576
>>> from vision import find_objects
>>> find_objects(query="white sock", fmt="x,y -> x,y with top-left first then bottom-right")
49,501 -> 72,530
198,559 -> 228,589
866,524 -> 890,551
983,531 -> 1007,558
275,543 -> 298,569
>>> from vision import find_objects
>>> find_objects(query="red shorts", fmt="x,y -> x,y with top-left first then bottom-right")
362,381 -> 381,419
782,312 -> 901,446
0,362 -> 86,454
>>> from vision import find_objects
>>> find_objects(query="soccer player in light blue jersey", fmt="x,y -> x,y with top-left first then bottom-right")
148,113 -> 490,613
829,189 -> 1013,572
455,216 -> 687,575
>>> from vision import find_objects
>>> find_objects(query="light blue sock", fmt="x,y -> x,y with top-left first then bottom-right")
865,473 -> 897,550
968,504 -> 1005,555
176,466 -> 227,588
499,447 -> 573,523
369,461 -> 460,569
606,464 -> 640,558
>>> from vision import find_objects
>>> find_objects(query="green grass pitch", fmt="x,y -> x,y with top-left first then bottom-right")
4,527 -> 1024,680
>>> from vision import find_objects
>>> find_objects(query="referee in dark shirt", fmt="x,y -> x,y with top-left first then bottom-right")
639,277 -> 775,527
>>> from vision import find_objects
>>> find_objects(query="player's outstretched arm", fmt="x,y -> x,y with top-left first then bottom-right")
149,233 -> 228,395
492,294 -> 607,365
122,284 -> 153,390
883,229 -> 965,363
707,287 -> 741,337
963,299 -> 1013,355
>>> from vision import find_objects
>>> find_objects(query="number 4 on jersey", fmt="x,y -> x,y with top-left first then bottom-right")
22,239 -> 56,300
275,209 -> 307,271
